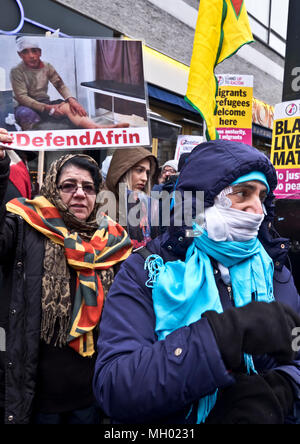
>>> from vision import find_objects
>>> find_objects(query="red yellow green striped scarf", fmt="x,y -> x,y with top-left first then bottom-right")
6,196 -> 132,357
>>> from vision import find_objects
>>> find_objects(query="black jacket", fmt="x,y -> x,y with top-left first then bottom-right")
0,155 -> 44,423
0,156 -> 41,424
0,212 -> 44,424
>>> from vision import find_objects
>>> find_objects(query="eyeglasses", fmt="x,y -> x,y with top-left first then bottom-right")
163,168 -> 176,174
58,181 -> 96,195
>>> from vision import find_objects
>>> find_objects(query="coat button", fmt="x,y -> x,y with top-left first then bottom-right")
174,347 -> 183,356
280,244 -> 285,249
275,261 -> 280,267
167,245 -> 173,250
7,362 -> 13,368
178,236 -> 184,242
7,415 -> 14,422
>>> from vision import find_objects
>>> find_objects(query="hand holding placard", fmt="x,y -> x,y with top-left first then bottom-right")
0,128 -> 13,159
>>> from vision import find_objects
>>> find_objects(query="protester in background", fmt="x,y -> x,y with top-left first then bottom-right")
100,155 -> 112,184
93,139 -> 300,424
274,201 -> 300,295
160,159 -> 178,183
11,36 -> 129,131
104,147 -> 159,248
152,157 -> 183,233
4,149 -> 37,202
152,159 -> 178,193
0,133 -> 37,419
0,128 -> 36,203
0,135 -> 132,424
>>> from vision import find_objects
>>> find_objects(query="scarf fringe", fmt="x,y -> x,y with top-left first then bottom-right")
144,254 -> 164,288
244,353 -> 258,375
40,308 -> 71,348
198,390 -> 218,423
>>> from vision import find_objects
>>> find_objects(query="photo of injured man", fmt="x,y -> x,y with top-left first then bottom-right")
0,35 -> 149,135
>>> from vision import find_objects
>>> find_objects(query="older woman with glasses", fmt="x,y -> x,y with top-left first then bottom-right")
0,129 -> 132,424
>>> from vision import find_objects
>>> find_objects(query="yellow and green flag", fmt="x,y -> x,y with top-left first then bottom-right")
185,0 -> 254,140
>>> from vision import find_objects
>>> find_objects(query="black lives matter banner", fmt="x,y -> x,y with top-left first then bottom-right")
270,100 -> 300,199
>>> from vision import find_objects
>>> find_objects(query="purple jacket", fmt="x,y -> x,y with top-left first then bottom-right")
93,140 -> 300,423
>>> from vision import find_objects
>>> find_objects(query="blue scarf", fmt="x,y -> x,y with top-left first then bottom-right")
146,226 -> 274,423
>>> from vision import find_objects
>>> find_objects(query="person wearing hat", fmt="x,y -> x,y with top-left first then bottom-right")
103,147 -> 159,248
10,36 -> 129,131
152,158 -> 179,199
93,139 -> 300,424
160,159 -> 178,184
152,158 -> 180,232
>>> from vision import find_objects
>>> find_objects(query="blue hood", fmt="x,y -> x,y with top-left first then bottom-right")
168,140 -> 289,268
176,139 -> 277,214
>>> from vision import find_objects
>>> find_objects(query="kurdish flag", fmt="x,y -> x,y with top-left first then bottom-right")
185,0 -> 253,140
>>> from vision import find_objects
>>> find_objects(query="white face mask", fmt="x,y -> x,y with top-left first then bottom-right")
204,187 -> 265,242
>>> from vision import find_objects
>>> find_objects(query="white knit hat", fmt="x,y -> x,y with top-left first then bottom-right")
162,159 -> 178,172
16,36 -> 41,53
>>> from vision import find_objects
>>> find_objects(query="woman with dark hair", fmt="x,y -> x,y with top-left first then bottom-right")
0,129 -> 132,424
56,156 -> 102,194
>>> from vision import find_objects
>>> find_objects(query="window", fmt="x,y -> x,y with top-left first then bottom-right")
245,0 -> 289,57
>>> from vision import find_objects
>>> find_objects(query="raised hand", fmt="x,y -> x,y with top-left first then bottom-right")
0,129 -> 13,159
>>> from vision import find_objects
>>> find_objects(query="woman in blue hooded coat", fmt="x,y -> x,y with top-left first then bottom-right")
93,140 -> 300,424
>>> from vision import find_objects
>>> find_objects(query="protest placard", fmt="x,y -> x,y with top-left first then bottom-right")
174,135 -> 204,161
0,35 -> 150,151
215,74 -> 253,144
271,100 -> 300,199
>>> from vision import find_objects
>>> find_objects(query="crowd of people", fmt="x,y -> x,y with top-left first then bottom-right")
0,125 -> 300,425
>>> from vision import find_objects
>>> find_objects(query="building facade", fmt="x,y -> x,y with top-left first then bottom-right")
53,0 -> 288,160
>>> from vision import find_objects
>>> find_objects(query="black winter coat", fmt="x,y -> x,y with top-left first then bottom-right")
0,212 -> 44,424
0,155 -> 41,423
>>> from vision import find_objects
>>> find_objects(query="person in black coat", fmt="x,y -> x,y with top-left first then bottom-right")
0,131 -> 37,422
